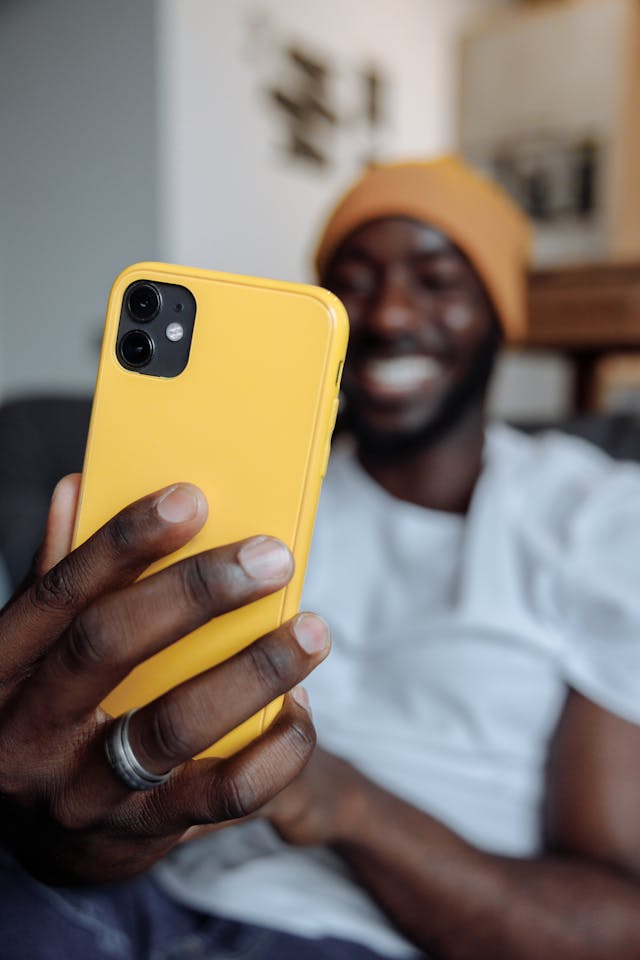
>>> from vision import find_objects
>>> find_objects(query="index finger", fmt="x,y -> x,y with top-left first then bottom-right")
36,473 -> 83,577
0,483 -> 208,702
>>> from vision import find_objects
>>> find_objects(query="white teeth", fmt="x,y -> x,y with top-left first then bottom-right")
364,356 -> 443,391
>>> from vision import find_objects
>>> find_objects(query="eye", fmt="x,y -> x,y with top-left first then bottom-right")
328,264 -> 375,298
416,272 -> 457,292
413,256 -> 464,294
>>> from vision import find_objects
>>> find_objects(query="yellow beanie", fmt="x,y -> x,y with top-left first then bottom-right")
314,156 -> 532,344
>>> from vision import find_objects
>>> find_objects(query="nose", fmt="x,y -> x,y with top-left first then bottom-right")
366,270 -> 424,338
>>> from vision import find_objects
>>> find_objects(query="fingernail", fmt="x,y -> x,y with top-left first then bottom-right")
292,686 -> 312,714
238,537 -> 292,581
156,485 -> 200,523
293,614 -> 330,655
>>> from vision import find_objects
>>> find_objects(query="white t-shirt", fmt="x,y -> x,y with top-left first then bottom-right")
154,424 -> 640,957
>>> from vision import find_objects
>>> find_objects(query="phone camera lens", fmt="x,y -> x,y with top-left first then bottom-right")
119,330 -> 154,368
126,282 -> 161,322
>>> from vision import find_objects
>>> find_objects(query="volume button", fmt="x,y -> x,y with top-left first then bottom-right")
328,397 -> 340,435
320,398 -> 340,478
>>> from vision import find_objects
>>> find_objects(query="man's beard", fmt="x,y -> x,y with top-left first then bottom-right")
341,324 -> 501,460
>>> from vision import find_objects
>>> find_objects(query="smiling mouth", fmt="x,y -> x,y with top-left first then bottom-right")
355,356 -> 445,399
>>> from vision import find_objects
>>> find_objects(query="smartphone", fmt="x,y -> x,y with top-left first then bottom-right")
73,261 -> 348,758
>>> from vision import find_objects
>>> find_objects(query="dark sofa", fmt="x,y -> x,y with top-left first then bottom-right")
1,395 -> 640,590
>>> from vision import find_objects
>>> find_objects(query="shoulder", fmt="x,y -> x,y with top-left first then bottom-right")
486,423 -> 640,553
487,422 -> 620,499
488,425 -> 640,724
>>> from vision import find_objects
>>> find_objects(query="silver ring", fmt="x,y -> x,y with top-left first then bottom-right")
105,709 -> 172,791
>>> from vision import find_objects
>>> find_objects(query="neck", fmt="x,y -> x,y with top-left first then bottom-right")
357,404 -> 487,514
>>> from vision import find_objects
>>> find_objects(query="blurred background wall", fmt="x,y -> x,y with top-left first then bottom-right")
0,0 -> 160,398
0,0 -> 516,402
157,0 -> 508,279
2,0 -> 638,421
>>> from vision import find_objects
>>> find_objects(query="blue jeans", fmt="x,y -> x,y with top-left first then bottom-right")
0,846 -> 392,960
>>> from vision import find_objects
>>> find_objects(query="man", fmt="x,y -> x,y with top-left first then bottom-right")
2,157 -> 640,959
154,158 -> 640,956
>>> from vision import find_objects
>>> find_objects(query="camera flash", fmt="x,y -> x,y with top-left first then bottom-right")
165,322 -> 184,343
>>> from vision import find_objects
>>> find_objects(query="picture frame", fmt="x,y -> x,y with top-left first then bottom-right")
459,0 -> 640,266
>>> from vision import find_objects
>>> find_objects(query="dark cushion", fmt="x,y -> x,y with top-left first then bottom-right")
517,413 -> 640,463
0,396 -> 91,586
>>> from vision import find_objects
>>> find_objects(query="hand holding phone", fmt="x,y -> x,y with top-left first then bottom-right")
0,475 -> 328,884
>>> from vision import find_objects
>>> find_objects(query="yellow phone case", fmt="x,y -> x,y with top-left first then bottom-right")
73,262 -> 348,758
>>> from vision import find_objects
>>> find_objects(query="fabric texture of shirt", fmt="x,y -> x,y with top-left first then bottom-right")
154,424 -> 640,957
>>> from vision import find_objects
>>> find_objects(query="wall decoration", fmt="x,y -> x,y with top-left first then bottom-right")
246,10 -> 388,170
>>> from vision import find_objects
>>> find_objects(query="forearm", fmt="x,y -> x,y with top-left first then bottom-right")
334,775 -> 640,959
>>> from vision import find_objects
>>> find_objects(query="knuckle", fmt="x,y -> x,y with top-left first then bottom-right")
247,636 -> 297,693
147,699 -> 193,764
50,792 -> 101,833
31,563 -> 78,613
106,511 -> 138,555
211,769 -> 257,821
283,712 -> 317,764
62,608 -> 111,673
179,554 -> 216,610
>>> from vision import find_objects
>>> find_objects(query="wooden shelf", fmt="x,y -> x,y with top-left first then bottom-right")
526,261 -> 640,409
528,261 -> 640,350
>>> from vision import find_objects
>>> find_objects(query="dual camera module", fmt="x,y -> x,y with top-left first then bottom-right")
116,280 -> 196,379
119,283 -> 162,368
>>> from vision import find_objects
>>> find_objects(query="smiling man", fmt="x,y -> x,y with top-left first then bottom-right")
318,162 -> 510,466
155,157 -> 640,959
5,158 -> 640,960
309,158 -> 530,531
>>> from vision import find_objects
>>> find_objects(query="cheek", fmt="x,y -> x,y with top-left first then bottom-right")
442,302 -> 474,333
341,300 -> 369,340
441,301 -> 497,360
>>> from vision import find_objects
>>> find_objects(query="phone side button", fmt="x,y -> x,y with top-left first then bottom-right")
319,438 -> 331,478
329,397 -> 340,435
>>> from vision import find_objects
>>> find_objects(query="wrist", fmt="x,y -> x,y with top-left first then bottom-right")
330,760 -> 379,845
